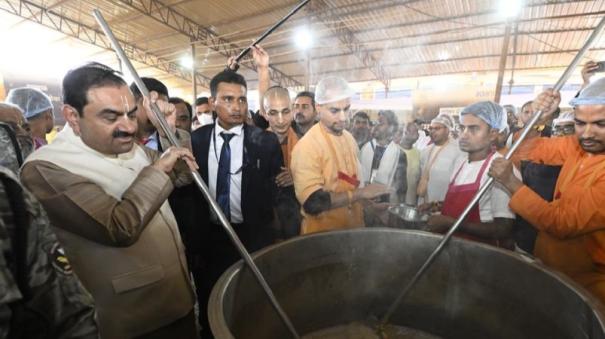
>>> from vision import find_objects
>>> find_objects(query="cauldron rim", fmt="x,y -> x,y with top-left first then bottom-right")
209,228 -> 605,338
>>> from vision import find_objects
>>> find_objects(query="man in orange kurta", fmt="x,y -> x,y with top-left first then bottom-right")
490,82 -> 605,303
291,76 -> 390,235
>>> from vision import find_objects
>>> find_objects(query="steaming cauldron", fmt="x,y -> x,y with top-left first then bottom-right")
208,229 -> 605,338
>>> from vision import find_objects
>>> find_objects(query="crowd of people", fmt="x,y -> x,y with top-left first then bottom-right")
0,46 -> 604,338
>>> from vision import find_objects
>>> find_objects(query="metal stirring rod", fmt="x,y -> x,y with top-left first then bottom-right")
233,0 -> 310,65
379,15 -> 605,328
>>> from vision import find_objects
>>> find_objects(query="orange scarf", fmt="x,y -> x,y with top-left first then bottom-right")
267,126 -> 299,168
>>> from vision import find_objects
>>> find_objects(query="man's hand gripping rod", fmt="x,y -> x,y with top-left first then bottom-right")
92,9 -> 300,339
230,0 -> 310,70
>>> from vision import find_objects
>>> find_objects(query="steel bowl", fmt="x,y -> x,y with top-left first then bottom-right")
387,204 -> 429,229
388,204 -> 428,222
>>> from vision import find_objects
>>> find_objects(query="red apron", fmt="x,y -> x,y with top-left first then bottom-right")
441,153 -> 511,249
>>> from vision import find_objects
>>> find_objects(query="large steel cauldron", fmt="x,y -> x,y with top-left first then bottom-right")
209,228 -> 605,338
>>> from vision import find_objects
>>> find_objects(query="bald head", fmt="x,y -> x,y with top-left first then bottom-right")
263,86 -> 291,112
263,86 -> 293,138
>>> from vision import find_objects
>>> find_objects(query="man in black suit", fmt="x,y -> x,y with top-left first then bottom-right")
190,69 -> 282,338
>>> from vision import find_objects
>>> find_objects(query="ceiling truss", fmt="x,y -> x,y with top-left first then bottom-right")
115,0 -> 303,88
0,0 -> 212,88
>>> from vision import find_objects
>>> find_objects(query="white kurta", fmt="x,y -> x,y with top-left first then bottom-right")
413,132 -> 432,151
419,140 -> 465,203
401,147 -> 421,206
359,140 -> 400,186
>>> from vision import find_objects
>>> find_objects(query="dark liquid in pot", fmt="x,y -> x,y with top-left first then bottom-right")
302,321 -> 442,339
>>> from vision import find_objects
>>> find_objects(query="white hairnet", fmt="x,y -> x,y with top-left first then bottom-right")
569,77 -> 605,106
314,76 -> 354,105
5,87 -> 53,120
460,101 -> 507,132
430,114 -> 454,130
502,104 -> 516,116
553,111 -> 575,125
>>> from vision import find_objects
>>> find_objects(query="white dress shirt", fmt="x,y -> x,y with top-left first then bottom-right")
208,122 -> 244,223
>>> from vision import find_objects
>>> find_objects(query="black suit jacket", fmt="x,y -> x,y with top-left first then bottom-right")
190,123 -> 283,251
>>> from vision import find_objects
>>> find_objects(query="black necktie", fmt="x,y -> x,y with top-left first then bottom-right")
216,132 -> 234,220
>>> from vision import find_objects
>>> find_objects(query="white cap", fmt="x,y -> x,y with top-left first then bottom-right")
553,111 -> 575,125
6,87 -> 53,120
314,76 -> 354,105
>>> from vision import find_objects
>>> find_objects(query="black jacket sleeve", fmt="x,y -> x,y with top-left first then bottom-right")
302,189 -> 331,215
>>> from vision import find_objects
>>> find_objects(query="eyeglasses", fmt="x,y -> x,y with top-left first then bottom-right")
554,125 -> 575,135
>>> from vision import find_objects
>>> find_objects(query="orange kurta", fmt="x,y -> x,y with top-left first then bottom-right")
281,127 -> 299,168
290,123 -> 364,235
267,126 -> 299,168
509,135 -> 605,302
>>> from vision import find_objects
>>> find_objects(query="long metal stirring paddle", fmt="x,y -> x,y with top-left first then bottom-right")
379,15 -> 605,328
233,0 -> 310,65
92,9 -> 300,339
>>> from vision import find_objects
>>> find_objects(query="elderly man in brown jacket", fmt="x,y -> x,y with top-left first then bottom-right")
20,62 -> 200,339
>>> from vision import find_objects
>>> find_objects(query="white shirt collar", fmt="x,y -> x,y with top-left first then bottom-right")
214,121 -> 243,137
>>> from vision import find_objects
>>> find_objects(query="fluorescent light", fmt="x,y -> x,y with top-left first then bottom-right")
180,55 -> 193,69
294,26 -> 313,50
498,0 -> 523,18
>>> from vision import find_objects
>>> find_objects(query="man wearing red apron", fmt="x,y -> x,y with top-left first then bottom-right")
425,101 -> 517,249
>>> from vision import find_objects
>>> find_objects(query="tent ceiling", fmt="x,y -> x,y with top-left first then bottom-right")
2,0 -> 605,91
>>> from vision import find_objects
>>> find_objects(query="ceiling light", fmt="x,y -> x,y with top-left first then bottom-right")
498,0 -> 523,18
294,26 -> 313,50
180,55 -> 193,69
